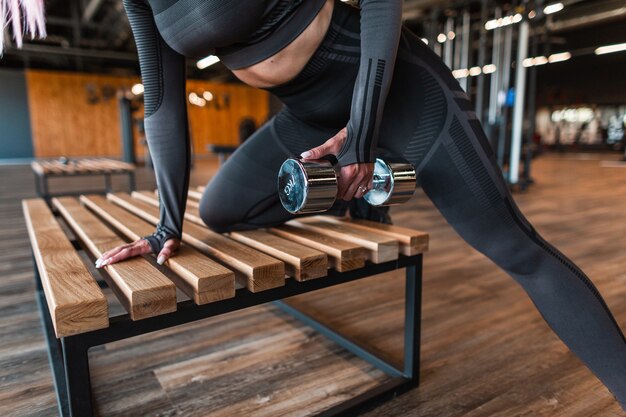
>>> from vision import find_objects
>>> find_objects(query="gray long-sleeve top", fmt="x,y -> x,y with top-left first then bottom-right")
122,0 -> 403,252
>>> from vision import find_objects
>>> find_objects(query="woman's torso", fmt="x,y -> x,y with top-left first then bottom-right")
148,0 -> 335,88
233,0 -> 334,88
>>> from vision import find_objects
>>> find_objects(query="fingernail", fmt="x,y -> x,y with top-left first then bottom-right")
102,259 -> 111,267
95,259 -> 102,268
300,151 -> 311,158
157,255 -> 166,265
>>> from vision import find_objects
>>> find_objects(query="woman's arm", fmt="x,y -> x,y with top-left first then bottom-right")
301,0 -> 403,200
336,0 -> 403,166
98,0 -> 189,266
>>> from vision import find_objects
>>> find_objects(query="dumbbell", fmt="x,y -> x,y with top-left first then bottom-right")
277,156 -> 416,214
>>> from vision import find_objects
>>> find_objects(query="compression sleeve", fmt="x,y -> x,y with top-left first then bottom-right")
123,0 -> 191,253
336,0 -> 403,167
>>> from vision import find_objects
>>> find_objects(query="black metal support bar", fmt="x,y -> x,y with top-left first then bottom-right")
270,255 -> 424,416
272,300 -> 405,378
316,377 -> 413,417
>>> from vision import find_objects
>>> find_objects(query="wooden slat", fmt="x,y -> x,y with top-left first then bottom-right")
317,216 -> 429,256
133,191 -> 204,226
187,190 -> 203,201
108,193 -> 285,292
41,160 -> 64,174
31,158 -> 134,177
288,218 -> 399,263
80,195 -> 236,305
230,229 -> 328,281
22,199 -> 109,337
53,197 -> 177,320
270,225 -> 367,272
30,161 -> 44,175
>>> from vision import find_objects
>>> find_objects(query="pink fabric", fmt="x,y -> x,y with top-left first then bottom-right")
1,0 -> 46,55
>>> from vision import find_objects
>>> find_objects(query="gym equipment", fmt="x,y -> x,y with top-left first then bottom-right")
277,156 -> 416,214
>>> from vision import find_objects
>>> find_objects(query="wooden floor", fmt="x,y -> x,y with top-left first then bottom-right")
2,153 -> 626,416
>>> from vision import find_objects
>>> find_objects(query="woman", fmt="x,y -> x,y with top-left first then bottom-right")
6,0 -> 626,409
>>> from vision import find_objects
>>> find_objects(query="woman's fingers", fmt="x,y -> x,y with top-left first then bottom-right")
342,178 -> 365,201
95,238 -> 152,268
337,163 -> 375,201
156,239 -> 180,265
301,139 -> 334,160
301,128 -> 348,160
354,183 -> 368,199
96,243 -> 131,267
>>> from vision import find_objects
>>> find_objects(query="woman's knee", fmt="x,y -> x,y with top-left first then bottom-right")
198,188 -> 240,233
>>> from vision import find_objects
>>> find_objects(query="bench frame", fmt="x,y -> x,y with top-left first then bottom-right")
34,248 -> 423,417
33,169 -> 136,201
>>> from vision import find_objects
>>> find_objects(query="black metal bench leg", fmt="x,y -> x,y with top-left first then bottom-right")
41,175 -> 50,201
34,173 -> 41,197
33,254 -> 71,417
104,174 -> 112,193
403,256 -> 423,383
62,337 -> 94,417
128,171 -> 136,192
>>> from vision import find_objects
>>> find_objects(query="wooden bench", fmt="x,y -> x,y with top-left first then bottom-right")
24,191 -> 428,417
31,158 -> 136,200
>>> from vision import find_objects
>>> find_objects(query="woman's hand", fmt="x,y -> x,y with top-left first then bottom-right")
95,237 -> 180,268
300,127 -> 375,201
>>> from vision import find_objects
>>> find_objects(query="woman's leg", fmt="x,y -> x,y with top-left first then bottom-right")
199,111 -> 349,232
199,116 -> 292,232
383,28 -> 626,407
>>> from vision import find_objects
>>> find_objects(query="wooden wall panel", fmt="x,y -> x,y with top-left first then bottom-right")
186,79 -> 270,152
26,70 -> 269,158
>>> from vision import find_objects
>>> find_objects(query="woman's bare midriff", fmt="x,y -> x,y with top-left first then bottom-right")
231,0 -> 335,89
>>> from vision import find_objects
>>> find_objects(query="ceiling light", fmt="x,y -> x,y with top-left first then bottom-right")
131,83 -> 144,95
202,91 -> 214,101
452,68 -> 469,79
544,2 -> 564,15
188,92 -> 206,107
485,13 -> 523,30
595,42 -> 626,55
469,66 -> 482,76
482,64 -> 497,74
534,56 -> 548,65
437,33 -> 447,43
548,52 -> 571,63
197,55 -> 220,70
447,31 -> 456,40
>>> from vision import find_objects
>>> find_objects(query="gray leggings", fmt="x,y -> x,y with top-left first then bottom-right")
199,1 -> 626,406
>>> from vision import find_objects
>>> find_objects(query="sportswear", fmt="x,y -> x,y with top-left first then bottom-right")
122,0 -> 401,252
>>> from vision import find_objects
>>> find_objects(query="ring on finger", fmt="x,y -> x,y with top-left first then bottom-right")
358,185 -> 368,194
